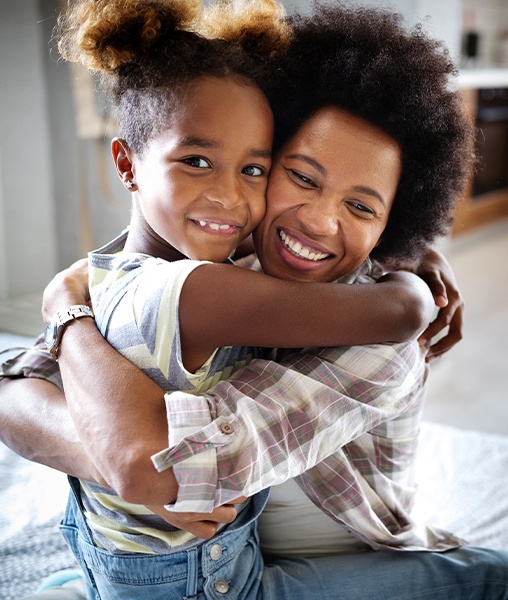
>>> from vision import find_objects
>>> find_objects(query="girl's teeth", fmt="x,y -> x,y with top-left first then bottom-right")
197,220 -> 233,231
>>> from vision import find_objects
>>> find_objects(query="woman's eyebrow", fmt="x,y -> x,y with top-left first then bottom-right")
351,185 -> 386,207
286,154 -> 387,206
286,153 -> 327,175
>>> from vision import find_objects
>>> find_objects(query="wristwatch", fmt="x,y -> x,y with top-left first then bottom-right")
44,305 -> 95,360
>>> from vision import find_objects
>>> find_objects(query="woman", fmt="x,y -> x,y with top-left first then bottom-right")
4,2 -> 508,599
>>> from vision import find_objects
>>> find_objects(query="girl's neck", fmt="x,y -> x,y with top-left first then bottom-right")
124,217 -> 186,263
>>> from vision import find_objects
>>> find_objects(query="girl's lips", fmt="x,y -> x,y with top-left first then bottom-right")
191,218 -> 242,235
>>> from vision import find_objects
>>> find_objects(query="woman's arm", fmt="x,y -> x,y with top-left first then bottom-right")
56,317 -> 179,503
0,375 -> 103,482
39,252 -> 450,503
0,372 -> 243,538
415,248 -> 464,360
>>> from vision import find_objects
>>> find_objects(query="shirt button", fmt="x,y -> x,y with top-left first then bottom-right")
220,422 -> 234,434
210,544 -> 223,560
214,579 -> 230,594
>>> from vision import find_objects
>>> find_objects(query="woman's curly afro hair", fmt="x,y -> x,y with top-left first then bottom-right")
268,2 -> 475,262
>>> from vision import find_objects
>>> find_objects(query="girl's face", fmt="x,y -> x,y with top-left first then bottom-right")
119,76 -> 273,263
253,106 -> 402,282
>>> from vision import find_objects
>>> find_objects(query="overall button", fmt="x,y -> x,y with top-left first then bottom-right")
210,544 -> 223,560
214,579 -> 230,594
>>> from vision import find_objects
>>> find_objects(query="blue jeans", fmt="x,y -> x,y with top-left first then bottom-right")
60,478 -> 508,599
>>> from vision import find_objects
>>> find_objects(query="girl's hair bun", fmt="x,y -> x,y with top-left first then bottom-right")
57,0 -> 202,73
200,0 -> 291,60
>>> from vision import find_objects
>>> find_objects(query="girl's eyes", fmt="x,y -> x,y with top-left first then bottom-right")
242,165 -> 265,177
182,156 -> 210,168
181,158 -> 265,177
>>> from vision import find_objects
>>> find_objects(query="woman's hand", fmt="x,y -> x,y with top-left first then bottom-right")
42,258 -> 90,321
146,497 -> 247,539
415,249 -> 464,361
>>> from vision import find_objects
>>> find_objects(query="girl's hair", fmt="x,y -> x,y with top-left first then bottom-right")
56,0 -> 289,156
268,3 -> 475,262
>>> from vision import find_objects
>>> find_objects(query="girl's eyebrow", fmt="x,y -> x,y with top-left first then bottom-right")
177,136 -> 272,159
177,136 -> 219,149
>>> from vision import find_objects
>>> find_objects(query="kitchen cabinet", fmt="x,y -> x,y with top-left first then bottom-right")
452,70 -> 508,235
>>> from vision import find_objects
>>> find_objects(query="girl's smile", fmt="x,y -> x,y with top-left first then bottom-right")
119,76 -> 273,263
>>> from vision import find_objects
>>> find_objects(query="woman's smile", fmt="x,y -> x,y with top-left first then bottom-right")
254,106 -> 401,282
278,228 -> 333,267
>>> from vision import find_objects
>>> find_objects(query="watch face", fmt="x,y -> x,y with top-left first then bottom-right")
44,319 -> 58,349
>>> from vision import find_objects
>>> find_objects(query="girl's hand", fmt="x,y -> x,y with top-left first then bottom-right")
415,249 -> 464,361
42,258 -> 90,321
145,497 -> 247,539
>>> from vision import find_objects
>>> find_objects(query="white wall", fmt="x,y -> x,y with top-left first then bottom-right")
0,0 -> 57,299
0,0 -> 130,310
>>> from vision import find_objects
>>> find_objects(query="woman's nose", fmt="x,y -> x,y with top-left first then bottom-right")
296,198 -> 340,237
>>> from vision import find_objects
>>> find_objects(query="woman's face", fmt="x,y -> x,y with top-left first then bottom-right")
253,106 -> 402,282
124,76 -> 273,263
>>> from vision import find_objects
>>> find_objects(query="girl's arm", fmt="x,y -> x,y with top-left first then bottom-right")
177,263 -> 433,372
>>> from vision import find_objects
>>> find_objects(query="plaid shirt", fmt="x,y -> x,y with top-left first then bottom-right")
0,261 -> 464,553
152,341 -> 464,551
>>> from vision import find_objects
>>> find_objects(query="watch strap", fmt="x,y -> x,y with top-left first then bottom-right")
56,304 -> 94,327
48,305 -> 94,360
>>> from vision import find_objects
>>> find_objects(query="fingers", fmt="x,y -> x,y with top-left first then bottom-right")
422,269 -> 448,308
421,308 -> 464,362
146,502 -> 240,539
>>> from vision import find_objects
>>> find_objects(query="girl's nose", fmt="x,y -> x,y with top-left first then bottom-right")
207,173 -> 244,210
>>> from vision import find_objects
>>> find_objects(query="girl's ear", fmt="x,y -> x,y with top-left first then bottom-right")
112,137 -> 137,191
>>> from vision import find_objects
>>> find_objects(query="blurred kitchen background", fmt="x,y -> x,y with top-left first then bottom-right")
0,0 -> 507,434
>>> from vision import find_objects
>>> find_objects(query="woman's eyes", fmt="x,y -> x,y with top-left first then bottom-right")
347,200 -> 375,216
287,168 -> 317,188
182,156 -> 210,168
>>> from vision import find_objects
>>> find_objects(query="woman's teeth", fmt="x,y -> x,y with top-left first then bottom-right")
279,230 -> 329,261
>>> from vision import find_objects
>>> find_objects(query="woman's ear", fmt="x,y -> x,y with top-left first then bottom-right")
112,137 -> 137,191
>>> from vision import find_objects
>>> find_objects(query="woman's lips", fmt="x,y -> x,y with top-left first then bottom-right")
278,229 -> 331,262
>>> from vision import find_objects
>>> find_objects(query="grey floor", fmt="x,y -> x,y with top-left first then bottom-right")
423,219 -> 508,435
1,218 -> 507,435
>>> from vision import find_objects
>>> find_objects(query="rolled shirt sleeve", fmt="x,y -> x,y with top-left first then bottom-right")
152,340 -> 427,512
